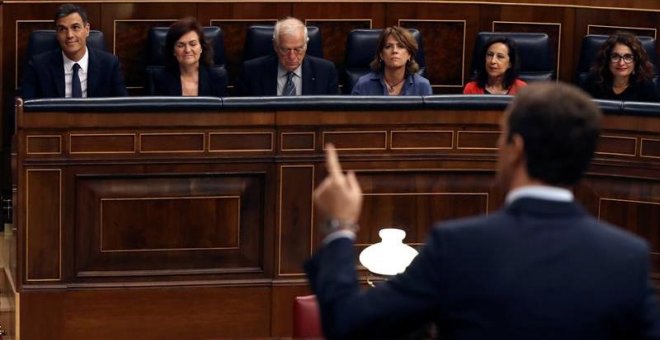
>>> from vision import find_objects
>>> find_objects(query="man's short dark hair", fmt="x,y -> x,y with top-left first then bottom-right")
507,82 -> 602,186
54,4 -> 88,24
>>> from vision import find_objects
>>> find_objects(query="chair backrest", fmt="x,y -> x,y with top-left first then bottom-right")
343,28 -> 426,94
293,295 -> 322,338
575,34 -> 658,87
26,29 -> 106,58
242,25 -> 323,62
470,32 -> 554,83
145,26 -> 227,95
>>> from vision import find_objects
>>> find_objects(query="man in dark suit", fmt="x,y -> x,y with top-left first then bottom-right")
22,4 -> 127,99
236,17 -> 338,96
306,82 -> 660,339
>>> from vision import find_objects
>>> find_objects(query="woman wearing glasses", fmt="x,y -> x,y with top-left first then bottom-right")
582,32 -> 659,102
150,18 -> 227,96
351,26 -> 432,96
463,37 -> 527,95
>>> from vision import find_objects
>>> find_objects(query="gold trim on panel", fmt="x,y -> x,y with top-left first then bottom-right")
15,20 -> 52,90
597,197 -> 660,220
390,130 -> 454,150
492,21 -> 562,81
139,132 -> 206,153
304,18 -> 373,29
280,132 -> 316,152
595,135 -> 638,157
356,192 -> 490,247
640,138 -> 660,159
25,169 -> 62,282
209,131 -> 274,152
69,133 -> 137,154
99,196 -> 241,252
322,131 -> 388,151
587,25 -> 657,39
278,165 -> 315,277
456,130 -> 500,150
26,135 -> 62,155
399,19 -> 467,87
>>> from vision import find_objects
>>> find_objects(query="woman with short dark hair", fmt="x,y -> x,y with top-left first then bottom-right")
581,31 -> 659,102
463,37 -> 527,95
351,26 -> 432,96
151,17 -> 227,96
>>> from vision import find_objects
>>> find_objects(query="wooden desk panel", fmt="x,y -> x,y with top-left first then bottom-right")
13,103 -> 660,338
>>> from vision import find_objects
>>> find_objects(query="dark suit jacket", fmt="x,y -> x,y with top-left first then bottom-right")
150,65 -> 227,97
236,54 -> 338,96
22,47 -> 128,100
305,198 -> 660,340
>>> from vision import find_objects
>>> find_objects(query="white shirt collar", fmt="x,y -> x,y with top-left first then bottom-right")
277,64 -> 302,79
505,185 -> 573,205
62,47 -> 89,72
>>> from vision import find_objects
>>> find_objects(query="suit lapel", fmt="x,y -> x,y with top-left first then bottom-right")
197,66 -> 210,96
53,52 -> 65,97
301,58 -> 315,95
263,56 -> 278,96
86,48 -> 99,97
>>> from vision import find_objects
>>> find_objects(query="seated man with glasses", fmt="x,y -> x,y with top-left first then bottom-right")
581,31 -> 659,102
236,17 -> 338,96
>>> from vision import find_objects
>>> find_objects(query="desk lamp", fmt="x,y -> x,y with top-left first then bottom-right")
359,228 -> 418,276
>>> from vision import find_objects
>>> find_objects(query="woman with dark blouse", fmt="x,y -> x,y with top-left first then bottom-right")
582,31 -> 659,102
152,18 -> 227,97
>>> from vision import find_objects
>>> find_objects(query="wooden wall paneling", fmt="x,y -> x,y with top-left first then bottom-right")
270,284 -> 312,337
389,3 -> 480,93
21,286 -> 272,339
204,2 -> 291,91
278,165 -> 314,276
304,19 -> 372,74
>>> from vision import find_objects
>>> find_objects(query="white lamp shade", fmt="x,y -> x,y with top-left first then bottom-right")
359,228 -> 419,276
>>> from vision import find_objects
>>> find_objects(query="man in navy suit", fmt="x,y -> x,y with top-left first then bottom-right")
22,4 -> 127,99
306,82 -> 660,339
236,17 -> 338,96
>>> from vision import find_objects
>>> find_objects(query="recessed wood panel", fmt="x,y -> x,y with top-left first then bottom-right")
596,135 -> 637,156
599,199 -> 660,276
323,131 -> 387,150
26,169 -> 61,281
26,135 -> 61,155
140,133 -> 204,153
391,130 -> 453,150
75,174 -> 265,277
641,138 -> 660,158
281,132 -> 315,151
457,131 -> 500,150
70,134 -> 136,154
209,132 -> 273,152
100,196 -> 240,252
279,166 -> 314,275
587,25 -> 657,38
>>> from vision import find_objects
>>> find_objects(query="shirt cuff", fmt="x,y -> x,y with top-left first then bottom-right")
322,229 -> 356,245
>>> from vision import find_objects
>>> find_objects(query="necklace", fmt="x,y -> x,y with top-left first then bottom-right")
385,77 -> 405,95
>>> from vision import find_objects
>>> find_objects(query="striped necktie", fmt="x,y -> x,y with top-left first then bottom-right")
71,63 -> 82,98
282,71 -> 296,96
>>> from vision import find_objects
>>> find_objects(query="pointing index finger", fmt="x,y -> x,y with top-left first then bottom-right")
325,144 -> 343,178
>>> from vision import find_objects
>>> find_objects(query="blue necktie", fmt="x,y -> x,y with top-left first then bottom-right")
71,63 -> 82,98
282,72 -> 296,96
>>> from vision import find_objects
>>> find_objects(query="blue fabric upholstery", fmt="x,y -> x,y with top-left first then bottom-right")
26,29 -> 106,57
470,32 -> 554,83
242,25 -> 323,62
343,28 -> 425,94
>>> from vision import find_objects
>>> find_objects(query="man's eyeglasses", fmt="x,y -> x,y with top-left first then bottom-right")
277,45 -> 306,55
610,53 -> 635,64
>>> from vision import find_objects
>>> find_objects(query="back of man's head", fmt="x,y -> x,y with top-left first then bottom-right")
507,82 -> 602,186
54,3 -> 88,24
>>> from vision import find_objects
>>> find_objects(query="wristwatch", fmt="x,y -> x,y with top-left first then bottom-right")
320,218 -> 359,234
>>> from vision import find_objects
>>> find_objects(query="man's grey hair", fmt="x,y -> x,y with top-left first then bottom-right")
273,17 -> 309,46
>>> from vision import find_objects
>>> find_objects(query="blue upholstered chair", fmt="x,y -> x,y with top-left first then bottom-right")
242,25 -> 323,62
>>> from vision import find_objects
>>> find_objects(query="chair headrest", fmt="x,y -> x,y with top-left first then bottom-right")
147,26 -> 226,67
472,32 -> 552,75
26,30 -> 106,58
344,28 -> 425,68
242,25 -> 323,61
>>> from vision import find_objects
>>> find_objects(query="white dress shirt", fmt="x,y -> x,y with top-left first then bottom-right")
63,49 -> 89,98
277,65 -> 302,96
